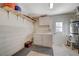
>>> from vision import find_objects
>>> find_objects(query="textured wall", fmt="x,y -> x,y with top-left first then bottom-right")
0,8 -> 34,56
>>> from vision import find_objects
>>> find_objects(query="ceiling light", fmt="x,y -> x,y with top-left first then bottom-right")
50,3 -> 53,9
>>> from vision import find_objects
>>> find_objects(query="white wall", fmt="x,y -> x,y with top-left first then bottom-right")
39,17 -> 51,25
0,8 -> 34,56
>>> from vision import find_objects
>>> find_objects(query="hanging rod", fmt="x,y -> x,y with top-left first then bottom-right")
2,6 -> 36,23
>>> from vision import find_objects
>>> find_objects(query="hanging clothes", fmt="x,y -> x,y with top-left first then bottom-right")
3,3 -> 16,9
15,5 -> 21,20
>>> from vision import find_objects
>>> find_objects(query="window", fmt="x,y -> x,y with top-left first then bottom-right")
56,22 -> 63,32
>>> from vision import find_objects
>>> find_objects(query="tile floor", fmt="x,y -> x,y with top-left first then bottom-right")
27,50 -> 50,56
53,44 -> 79,56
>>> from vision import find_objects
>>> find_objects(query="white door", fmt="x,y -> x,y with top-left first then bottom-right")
53,22 -> 65,46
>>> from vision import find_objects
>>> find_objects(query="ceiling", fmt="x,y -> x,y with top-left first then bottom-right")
18,3 -> 79,16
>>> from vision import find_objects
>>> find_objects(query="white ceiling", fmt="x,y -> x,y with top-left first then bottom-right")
18,3 -> 79,16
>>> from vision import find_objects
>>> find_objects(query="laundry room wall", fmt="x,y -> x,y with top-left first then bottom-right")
0,8 -> 34,56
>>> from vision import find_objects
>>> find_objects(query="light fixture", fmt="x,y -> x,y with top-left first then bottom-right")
49,0 -> 55,9
50,3 -> 53,9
